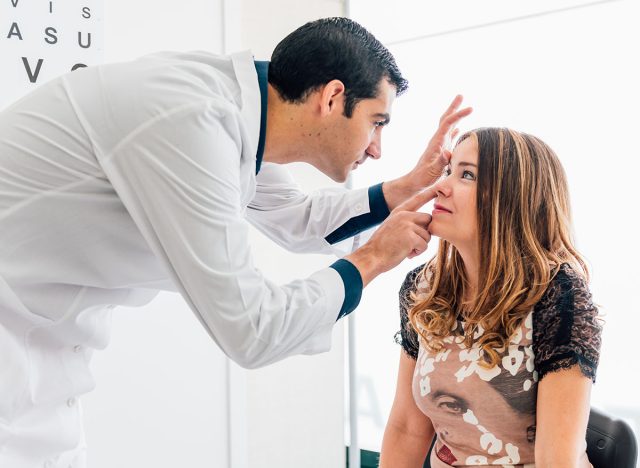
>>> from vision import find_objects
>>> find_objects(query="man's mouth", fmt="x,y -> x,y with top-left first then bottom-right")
354,154 -> 370,167
436,443 -> 457,464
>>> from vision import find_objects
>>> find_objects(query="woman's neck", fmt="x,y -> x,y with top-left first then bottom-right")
455,244 -> 480,305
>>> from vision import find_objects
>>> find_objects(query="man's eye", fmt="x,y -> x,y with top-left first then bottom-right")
462,170 -> 476,181
374,121 -> 385,127
441,402 -> 463,413
437,398 -> 467,415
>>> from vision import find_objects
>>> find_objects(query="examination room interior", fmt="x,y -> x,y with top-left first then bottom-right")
1,0 -> 638,467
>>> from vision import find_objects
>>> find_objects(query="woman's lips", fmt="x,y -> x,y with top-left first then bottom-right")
433,203 -> 452,214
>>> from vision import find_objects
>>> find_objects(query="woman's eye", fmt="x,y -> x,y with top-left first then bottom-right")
443,167 -> 452,177
374,121 -> 385,127
462,170 -> 476,181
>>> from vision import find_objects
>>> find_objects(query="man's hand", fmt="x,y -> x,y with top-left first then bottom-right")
410,94 -> 473,187
383,95 -> 472,210
344,188 -> 437,287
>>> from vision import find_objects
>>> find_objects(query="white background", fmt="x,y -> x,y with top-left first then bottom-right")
350,1 -> 640,465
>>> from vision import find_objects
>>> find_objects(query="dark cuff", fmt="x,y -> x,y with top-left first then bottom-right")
324,183 -> 391,245
329,259 -> 364,320
368,182 -> 391,220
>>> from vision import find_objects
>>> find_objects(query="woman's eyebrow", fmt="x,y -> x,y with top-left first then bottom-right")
456,161 -> 477,168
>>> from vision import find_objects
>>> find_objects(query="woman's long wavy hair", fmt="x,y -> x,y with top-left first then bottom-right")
408,128 -> 588,367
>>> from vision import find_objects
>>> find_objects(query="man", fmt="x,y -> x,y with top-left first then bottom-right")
0,17 -> 470,467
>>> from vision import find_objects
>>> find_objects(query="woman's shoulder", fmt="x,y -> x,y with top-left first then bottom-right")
533,263 -> 602,382
400,263 -> 426,291
549,262 -> 588,288
396,264 -> 427,360
399,263 -> 428,305
535,263 -> 592,314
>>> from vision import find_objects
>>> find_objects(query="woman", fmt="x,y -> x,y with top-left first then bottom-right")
380,128 -> 602,467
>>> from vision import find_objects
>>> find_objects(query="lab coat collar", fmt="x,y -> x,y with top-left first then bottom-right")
230,51 -> 262,175
253,61 -> 269,175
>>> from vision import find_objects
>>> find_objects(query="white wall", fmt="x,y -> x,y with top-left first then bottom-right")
102,0 -> 223,62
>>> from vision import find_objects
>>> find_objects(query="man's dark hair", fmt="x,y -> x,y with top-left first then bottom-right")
268,17 -> 408,117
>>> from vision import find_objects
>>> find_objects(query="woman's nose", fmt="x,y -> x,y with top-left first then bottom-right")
433,177 -> 452,197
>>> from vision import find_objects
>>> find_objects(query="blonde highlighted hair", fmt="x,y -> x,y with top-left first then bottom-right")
409,128 -> 587,367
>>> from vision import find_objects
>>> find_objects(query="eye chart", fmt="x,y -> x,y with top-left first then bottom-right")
1,0 -> 103,109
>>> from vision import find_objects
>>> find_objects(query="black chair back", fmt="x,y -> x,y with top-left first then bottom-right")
587,407 -> 638,468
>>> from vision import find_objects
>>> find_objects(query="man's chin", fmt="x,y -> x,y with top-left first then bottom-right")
325,169 -> 349,183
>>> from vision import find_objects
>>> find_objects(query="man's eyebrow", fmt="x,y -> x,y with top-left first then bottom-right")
372,113 -> 391,124
431,390 -> 470,407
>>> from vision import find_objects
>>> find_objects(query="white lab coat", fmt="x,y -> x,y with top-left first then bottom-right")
0,50 -> 381,467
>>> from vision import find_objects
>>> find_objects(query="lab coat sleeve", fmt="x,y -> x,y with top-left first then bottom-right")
246,162 -> 391,257
96,102 -> 352,368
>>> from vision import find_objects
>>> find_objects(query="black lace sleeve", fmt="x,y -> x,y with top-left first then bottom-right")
394,265 -> 425,360
533,264 -> 603,383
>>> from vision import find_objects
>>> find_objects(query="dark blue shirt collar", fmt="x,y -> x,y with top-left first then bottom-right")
254,61 -> 269,175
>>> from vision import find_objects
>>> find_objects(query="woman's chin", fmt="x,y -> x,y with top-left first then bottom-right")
431,229 -> 455,246
428,225 -> 445,240
429,223 -> 460,245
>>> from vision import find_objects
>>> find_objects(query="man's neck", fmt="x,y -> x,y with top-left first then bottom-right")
262,85 -> 320,166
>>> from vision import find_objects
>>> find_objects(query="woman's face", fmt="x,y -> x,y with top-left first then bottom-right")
429,137 -> 479,251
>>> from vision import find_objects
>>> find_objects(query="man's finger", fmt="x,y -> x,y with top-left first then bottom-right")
409,212 -> 433,228
433,107 -> 473,141
443,107 -> 473,127
409,230 -> 430,257
440,94 -> 464,121
413,225 -> 432,243
396,212 -> 433,230
395,186 -> 437,212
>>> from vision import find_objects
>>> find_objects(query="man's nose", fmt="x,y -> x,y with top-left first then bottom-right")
367,131 -> 382,159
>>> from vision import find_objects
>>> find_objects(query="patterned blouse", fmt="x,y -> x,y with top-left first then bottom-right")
396,263 -> 602,467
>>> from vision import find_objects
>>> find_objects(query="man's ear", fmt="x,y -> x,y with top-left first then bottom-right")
319,80 -> 346,117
